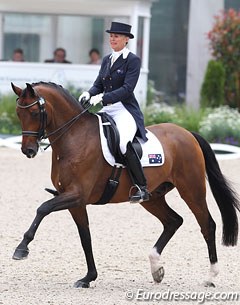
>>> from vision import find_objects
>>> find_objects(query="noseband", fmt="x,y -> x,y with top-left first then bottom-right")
16,96 -> 47,141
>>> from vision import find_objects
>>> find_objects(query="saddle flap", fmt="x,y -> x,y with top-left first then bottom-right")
96,113 -> 164,167
97,112 -> 142,164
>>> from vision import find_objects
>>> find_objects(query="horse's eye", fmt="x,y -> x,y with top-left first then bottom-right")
31,111 -> 39,118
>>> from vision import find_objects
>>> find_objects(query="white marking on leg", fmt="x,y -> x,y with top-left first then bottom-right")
149,247 -> 165,283
149,247 -> 160,273
209,262 -> 219,281
149,247 -> 161,274
204,262 -> 219,287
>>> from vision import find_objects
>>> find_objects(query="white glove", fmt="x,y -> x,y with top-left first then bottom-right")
89,93 -> 103,106
78,91 -> 90,103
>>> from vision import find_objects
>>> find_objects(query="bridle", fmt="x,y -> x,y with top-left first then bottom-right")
16,94 -> 91,150
16,96 -> 47,141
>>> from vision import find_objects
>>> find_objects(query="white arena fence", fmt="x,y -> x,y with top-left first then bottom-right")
1,135 -> 240,160
0,135 -> 50,153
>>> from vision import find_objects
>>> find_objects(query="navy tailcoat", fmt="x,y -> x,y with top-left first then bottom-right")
88,52 -> 148,142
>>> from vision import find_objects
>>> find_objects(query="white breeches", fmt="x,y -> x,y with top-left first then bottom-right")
99,102 -> 137,154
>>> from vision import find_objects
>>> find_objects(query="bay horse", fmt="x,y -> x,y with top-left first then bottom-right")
11,82 -> 239,288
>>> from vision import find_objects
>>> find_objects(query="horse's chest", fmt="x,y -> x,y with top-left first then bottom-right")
52,156 -> 78,187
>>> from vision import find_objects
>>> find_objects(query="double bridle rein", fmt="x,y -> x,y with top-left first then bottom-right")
16,95 -> 91,150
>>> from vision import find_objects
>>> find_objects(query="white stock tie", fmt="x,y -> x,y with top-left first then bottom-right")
111,54 -> 116,67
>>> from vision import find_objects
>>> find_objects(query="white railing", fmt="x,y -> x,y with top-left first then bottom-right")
210,143 -> 240,160
0,135 -> 50,153
0,61 -> 148,107
1,135 -> 240,160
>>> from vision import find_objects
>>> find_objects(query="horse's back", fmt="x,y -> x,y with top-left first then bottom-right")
147,122 -> 205,173
147,122 -> 199,150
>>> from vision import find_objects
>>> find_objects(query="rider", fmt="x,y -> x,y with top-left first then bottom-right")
79,21 -> 149,203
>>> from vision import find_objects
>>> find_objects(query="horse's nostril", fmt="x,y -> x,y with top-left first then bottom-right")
21,143 -> 39,158
26,148 -> 36,158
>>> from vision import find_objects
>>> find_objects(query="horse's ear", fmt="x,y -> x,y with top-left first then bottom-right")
26,83 -> 36,97
11,82 -> 22,97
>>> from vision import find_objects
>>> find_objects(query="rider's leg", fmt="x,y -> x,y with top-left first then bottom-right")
109,104 -> 149,203
124,141 -> 149,203
101,102 -> 136,154
101,102 -> 149,203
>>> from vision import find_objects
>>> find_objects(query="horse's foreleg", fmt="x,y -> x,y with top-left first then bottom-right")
69,207 -> 97,288
12,193 -> 81,260
141,193 -> 183,284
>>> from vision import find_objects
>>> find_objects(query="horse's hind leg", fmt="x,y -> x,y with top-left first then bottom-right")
178,184 -> 218,286
141,186 -> 183,283
189,201 -> 218,286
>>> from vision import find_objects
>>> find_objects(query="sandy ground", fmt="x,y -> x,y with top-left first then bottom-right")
0,147 -> 240,305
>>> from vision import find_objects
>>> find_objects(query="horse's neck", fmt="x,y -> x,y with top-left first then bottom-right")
48,103 -> 98,154
40,87 -> 78,130
35,85 -> 99,156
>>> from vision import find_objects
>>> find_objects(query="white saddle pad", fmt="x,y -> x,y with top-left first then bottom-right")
97,114 -> 165,167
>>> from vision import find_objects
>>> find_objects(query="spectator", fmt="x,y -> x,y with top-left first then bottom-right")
12,48 -> 25,62
88,48 -> 101,65
44,47 -> 71,63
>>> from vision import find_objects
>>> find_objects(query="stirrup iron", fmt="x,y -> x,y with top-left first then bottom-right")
129,185 -> 149,204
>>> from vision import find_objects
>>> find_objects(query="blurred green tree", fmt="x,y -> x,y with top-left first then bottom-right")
208,8 -> 240,109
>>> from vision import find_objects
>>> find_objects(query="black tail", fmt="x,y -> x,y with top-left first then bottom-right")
192,132 -> 240,246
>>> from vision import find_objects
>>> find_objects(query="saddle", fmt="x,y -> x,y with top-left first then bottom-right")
93,112 -> 142,205
97,112 -> 142,165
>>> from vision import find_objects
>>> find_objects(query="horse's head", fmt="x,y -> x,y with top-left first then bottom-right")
11,82 -> 48,158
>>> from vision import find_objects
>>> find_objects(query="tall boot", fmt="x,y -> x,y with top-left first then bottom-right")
125,141 -> 150,203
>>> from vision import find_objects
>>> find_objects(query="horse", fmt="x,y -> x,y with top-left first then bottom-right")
11,81 -> 239,288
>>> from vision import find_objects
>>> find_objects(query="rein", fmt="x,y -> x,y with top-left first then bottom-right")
16,95 -> 91,150
43,105 -> 91,150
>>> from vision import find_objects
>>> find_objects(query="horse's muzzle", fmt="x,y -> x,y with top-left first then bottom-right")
22,145 -> 39,158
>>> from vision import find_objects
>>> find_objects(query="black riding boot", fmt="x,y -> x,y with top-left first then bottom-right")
125,141 -> 150,203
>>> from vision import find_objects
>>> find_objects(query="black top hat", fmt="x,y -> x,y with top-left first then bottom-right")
106,22 -> 134,39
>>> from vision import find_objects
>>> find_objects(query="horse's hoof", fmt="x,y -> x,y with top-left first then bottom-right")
152,266 -> 165,283
204,281 -> 215,288
12,248 -> 29,260
73,280 -> 90,288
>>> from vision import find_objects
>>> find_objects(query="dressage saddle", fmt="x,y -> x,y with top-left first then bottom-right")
97,112 -> 142,164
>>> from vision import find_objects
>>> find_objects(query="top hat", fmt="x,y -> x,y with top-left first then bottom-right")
106,22 -> 134,39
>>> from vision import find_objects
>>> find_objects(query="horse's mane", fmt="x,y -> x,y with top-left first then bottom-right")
30,81 -> 80,107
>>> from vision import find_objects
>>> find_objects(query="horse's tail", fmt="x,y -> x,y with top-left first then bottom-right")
191,132 -> 240,246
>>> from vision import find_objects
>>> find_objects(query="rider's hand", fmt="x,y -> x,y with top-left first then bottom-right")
89,93 -> 103,106
78,91 -> 90,104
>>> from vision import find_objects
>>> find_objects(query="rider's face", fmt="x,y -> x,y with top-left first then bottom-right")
109,33 -> 129,52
